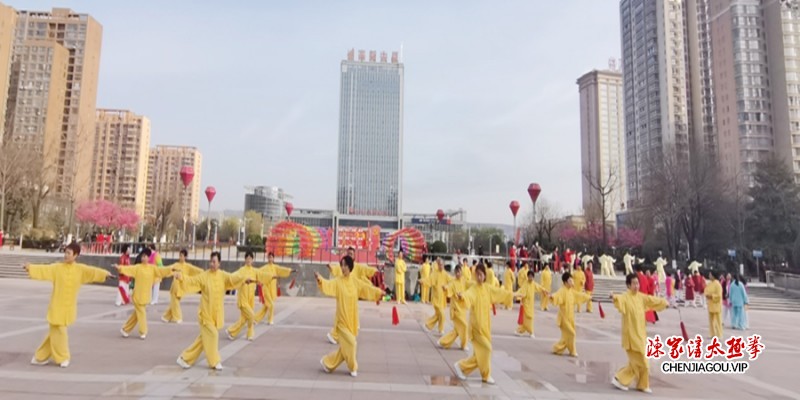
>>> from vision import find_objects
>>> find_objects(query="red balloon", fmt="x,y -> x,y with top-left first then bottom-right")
179,166 -> 194,188
285,202 -> 294,216
205,186 -> 216,203
527,183 -> 542,203
436,209 -> 445,222
509,200 -> 520,217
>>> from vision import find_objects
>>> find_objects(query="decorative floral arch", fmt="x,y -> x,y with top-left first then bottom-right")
383,227 -> 427,263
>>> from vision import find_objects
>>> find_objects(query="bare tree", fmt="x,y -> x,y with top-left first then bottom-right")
520,199 -> 562,248
641,152 -> 685,260
18,146 -> 55,229
583,166 -> 619,249
0,141 -> 25,232
679,156 -> 726,260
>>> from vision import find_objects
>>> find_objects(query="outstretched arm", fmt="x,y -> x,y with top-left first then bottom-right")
315,272 -> 337,297
25,263 -> 56,281
80,264 -> 112,283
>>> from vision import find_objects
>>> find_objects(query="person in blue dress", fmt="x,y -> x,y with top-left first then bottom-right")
728,275 -> 749,330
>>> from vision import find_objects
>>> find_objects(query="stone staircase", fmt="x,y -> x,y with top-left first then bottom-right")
0,251 -> 62,279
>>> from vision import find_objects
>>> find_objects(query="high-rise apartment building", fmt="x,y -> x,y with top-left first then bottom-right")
685,0 -> 718,158
620,0 -> 691,207
336,49 -> 404,227
145,145 -> 202,224
578,68 -> 627,223
766,0 -> 800,183
0,3 -> 16,141
12,8 -> 102,202
91,109 -> 150,217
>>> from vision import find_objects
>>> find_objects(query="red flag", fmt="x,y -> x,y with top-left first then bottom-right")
517,305 -> 524,325
392,306 -> 399,325
289,277 -> 296,289
492,304 -> 497,316
277,287 -> 282,297
598,302 -> 605,319
257,283 -> 265,305
117,285 -> 130,305
678,308 -> 689,341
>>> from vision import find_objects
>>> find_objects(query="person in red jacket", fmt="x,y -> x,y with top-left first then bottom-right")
553,246 -> 562,273
519,246 -> 528,266
115,244 -> 132,306
694,271 -> 707,307
637,267 -> 657,324
684,273 -> 696,307
564,248 -> 574,271
583,262 -> 594,313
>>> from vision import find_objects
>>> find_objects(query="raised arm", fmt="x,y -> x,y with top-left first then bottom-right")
488,285 -> 513,305
225,271 -> 247,290
79,264 -> 111,284
643,294 -> 668,312
274,265 -> 293,278
253,269 -> 277,285
315,272 -> 337,297
610,292 -> 626,314
25,264 -> 56,281
117,264 -> 138,278
157,265 -> 176,279
355,263 -> 377,279
356,279 -> 384,301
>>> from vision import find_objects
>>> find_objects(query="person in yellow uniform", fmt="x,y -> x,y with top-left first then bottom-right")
540,263 -> 553,311
439,265 -> 470,351
419,255 -> 431,304
551,272 -> 592,357
704,271 -> 723,338
610,273 -> 668,394
452,264 -> 513,385
325,248 -> 378,345
502,261 -> 516,310
225,251 -> 262,341
514,270 -> 548,338
460,258 -> 472,282
517,262 -> 529,289
118,248 -> 176,339
485,261 -> 499,287
26,243 -> 112,368
254,252 -> 294,325
162,249 -> 204,323
394,250 -> 407,304
420,258 -> 451,335
317,255 -> 384,377
571,265 -> 586,313
176,252 -> 247,370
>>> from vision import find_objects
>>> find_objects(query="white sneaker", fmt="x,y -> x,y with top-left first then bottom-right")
422,325 -> 432,333
213,363 -> 224,370
268,321 -> 274,326
327,332 -> 338,345
176,319 -> 183,324
350,371 -> 358,377
226,331 -> 234,340
463,346 -> 470,353
247,337 -> 254,342
436,340 -> 444,349
120,328 -> 129,338
161,316 -> 169,323
530,334 -> 536,339
484,376 -> 495,384
320,358 -> 332,373
177,357 -> 191,369
514,331 -> 525,337
640,388 -> 652,394
30,357 -> 48,366
59,360 -> 70,368
570,353 -> 579,358
140,334 -> 146,340
453,362 -> 466,380
612,377 -> 628,391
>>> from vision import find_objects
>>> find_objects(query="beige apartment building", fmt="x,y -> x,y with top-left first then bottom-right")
0,3 -> 16,141
92,109 -> 150,217
145,145 -> 202,225
12,7 -> 102,202
577,68 -> 627,223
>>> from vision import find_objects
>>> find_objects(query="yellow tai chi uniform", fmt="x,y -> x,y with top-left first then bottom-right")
486,268 -> 499,287
502,268 -> 516,309
514,279 -> 547,336
225,264 -> 264,340
162,261 -> 204,323
327,262 -> 378,343
454,282 -> 513,382
394,258 -> 407,304
611,290 -> 668,391
705,279 -> 723,338
517,265 -> 529,288
120,263 -> 174,337
254,262 -> 292,324
318,274 -> 383,374
551,287 -> 592,356
461,262 -> 472,282
28,262 -> 109,365
439,275 -> 470,350
540,268 -> 552,311
571,268 -> 586,313
420,268 -> 452,334
178,269 -> 246,368
420,261 -> 431,304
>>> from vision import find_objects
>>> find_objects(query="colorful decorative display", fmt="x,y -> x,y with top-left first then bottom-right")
265,221 -> 322,259
337,226 -> 380,251
383,227 -> 427,263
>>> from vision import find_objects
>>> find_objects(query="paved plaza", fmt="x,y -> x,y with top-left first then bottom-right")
0,279 -> 799,400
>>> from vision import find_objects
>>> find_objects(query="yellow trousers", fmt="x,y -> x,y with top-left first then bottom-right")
615,350 -> 650,390
162,292 -> 183,322
425,304 -> 446,333
396,281 -> 405,304
322,325 -> 358,373
709,312 -> 723,339
439,311 -> 468,349
503,291 -> 513,310
516,311 -> 534,335
122,303 -> 148,335
421,284 -> 431,304
34,325 -> 69,364
585,291 -> 593,312
180,323 -> 221,368
227,305 -> 255,339
255,298 -> 274,324
540,293 -> 550,311
552,322 -> 577,356
457,332 -> 492,381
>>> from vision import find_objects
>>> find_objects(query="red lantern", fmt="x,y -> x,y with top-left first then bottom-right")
205,186 -> 216,203
527,183 -> 541,204
509,200 -> 520,217
436,209 -> 445,222
179,166 -> 194,188
285,202 -> 294,216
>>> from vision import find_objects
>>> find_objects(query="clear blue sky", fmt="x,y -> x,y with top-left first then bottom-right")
9,0 -> 621,224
